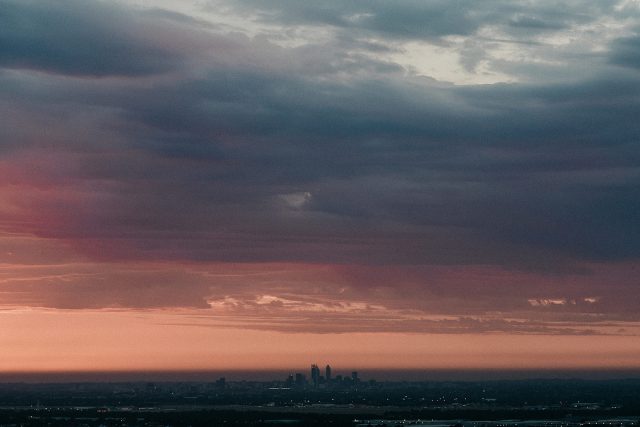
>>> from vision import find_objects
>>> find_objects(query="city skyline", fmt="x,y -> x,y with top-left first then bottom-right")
1,0 -> 640,374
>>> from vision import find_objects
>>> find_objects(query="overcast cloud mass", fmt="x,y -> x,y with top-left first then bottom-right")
1,0 -> 640,337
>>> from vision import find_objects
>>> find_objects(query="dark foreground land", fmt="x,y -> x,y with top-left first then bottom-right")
0,379 -> 639,426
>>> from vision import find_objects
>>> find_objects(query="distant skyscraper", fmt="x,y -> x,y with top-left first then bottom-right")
325,364 -> 331,381
295,373 -> 306,387
351,371 -> 359,383
311,364 -> 320,387
215,377 -> 226,388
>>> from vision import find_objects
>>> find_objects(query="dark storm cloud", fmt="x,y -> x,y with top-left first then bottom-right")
0,0 -> 192,76
99,71 -> 640,264
2,53 -> 639,267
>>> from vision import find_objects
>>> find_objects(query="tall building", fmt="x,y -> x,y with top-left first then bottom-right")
351,371 -> 359,383
311,364 -> 320,387
325,364 -> 332,382
215,377 -> 226,389
295,373 -> 306,387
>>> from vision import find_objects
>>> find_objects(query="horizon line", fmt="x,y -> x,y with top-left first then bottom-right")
1,368 -> 640,383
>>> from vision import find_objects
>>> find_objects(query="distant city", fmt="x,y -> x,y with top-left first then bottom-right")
0,374 -> 639,426
281,363 -> 363,388
211,363 -> 368,391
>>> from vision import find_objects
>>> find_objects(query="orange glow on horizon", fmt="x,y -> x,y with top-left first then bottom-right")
0,309 -> 639,373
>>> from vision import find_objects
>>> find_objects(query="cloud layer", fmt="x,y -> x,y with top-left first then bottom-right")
1,0 -> 639,335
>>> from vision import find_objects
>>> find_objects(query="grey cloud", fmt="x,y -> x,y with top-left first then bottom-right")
0,0 -> 193,76
508,15 -> 568,30
609,34 -> 640,70
223,0 -> 616,41
227,0 -> 478,39
220,0 -> 623,87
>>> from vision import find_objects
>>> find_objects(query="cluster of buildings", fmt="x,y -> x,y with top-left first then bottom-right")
285,364 -> 360,388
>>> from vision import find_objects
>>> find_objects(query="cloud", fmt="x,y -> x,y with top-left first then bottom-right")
609,34 -> 640,70
278,191 -> 313,209
0,0 -> 204,76
0,233 -> 638,333
1,40 -> 640,268
0,0 -> 639,335
0,261 -> 213,310
216,0 -> 477,39
221,0 -> 612,41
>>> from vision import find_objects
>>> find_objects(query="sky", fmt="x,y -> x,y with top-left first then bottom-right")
1,0 -> 640,377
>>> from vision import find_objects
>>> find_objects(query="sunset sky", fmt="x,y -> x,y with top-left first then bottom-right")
1,0 -> 640,377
